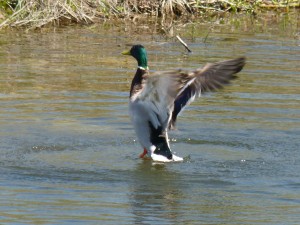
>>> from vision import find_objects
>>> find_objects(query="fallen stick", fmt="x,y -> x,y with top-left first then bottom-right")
176,35 -> 192,53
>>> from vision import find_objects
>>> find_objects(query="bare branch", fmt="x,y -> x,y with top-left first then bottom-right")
176,35 -> 192,53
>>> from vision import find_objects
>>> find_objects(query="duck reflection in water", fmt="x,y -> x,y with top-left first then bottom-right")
129,160 -> 184,224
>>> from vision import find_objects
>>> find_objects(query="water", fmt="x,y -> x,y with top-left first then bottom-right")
1,12 -> 300,224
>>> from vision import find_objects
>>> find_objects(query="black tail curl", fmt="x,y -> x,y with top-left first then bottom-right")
149,122 -> 173,160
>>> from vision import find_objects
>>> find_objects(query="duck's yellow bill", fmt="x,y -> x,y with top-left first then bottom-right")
121,50 -> 131,55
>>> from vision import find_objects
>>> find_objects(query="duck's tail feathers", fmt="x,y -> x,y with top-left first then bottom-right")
149,122 -> 173,160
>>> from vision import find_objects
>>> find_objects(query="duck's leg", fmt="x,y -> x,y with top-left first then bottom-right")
139,148 -> 148,158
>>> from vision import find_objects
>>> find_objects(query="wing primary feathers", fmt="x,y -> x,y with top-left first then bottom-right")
169,57 -> 246,129
194,57 -> 246,93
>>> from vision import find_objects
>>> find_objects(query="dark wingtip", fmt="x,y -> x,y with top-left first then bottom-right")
234,57 -> 246,73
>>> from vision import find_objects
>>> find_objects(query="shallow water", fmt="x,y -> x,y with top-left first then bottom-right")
1,12 -> 300,224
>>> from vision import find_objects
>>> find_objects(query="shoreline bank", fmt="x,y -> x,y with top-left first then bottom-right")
0,0 -> 299,29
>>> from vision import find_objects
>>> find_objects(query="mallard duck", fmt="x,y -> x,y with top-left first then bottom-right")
122,45 -> 245,162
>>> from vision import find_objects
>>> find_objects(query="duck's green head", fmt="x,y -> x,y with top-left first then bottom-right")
122,45 -> 148,69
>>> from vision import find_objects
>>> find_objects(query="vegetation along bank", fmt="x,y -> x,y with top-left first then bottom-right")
0,0 -> 299,29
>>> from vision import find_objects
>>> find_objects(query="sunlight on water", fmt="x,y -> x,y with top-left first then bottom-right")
0,12 -> 300,224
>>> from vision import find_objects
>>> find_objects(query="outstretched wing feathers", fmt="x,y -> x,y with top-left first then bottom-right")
132,57 -> 246,130
170,57 -> 246,128
193,57 -> 246,93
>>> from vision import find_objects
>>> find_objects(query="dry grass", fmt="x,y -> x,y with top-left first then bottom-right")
0,0 -> 100,28
0,0 -> 234,28
0,0 -> 299,29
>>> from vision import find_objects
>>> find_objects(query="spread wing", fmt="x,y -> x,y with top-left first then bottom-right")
170,57 -> 246,128
193,57 -> 246,92
130,57 -> 246,132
